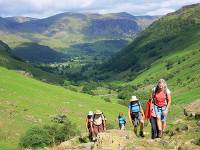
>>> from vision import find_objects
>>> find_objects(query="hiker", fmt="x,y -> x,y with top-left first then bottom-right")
144,98 -> 158,139
86,111 -> 94,140
128,96 -> 145,137
117,112 -> 126,130
150,79 -> 171,138
93,110 -> 106,139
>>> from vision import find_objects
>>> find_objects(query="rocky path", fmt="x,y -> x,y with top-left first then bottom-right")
46,100 -> 200,150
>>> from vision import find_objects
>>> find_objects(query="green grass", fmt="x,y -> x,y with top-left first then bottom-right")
0,66 -> 127,149
0,42 -> 64,84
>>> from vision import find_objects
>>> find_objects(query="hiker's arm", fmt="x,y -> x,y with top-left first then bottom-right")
163,94 -> 171,116
140,106 -> 145,117
166,94 -> 172,111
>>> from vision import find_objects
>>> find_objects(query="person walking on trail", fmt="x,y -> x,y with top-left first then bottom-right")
86,111 -> 94,141
128,96 -> 145,137
144,98 -> 158,139
150,79 -> 171,138
117,112 -> 126,130
93,110 -> 106,140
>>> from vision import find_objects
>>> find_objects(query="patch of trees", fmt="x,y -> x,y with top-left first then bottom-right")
19,114 -> 79,149
81,82 -> 98,95
117,85 -> 149,107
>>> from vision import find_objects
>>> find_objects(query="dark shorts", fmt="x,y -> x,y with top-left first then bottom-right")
131,112 -> 143,127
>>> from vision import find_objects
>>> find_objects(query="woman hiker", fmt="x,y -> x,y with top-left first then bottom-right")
93,110 -> 106,140
150,79 -> 171,138
86,111 -> 95,141
128,96 -> 145,137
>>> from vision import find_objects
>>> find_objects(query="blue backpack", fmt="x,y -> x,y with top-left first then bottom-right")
118,116 -> 126,125
130,101 -> 141,113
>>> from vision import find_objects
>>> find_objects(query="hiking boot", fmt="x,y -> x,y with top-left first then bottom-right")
158,130 -> 162,138
139,131 -> 145,137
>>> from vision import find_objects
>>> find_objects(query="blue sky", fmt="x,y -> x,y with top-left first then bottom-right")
0,0 -> 200,18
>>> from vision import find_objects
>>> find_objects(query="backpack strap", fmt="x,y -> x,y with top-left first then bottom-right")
93,113 -> 96,121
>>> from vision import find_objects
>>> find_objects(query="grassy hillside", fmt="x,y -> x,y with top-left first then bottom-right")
12,43 -> 66,64
0,40 -> 64,84
0,40 -> 127,149
99,3 -> 200,80
98,4 -> 200,131
0,66 -> 127,149
96,4 -> 200,117
124,38 -> 200,121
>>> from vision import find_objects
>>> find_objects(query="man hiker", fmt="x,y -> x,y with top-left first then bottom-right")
93,110 -> 106,140
128,96 -> 145,137
150,79 -> 171,138
144,98 -> 158,139
86,111 -> 95,141
117,112 -> 126,130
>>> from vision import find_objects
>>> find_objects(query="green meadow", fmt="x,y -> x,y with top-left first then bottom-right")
0,66 -> 127,149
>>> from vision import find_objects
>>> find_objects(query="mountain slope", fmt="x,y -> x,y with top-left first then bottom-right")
0,40 -> 64,84
0,65 -> 127,150
12,43 -> 66,63
0,12 -> 157,73
0,40 -> 127,150
97,4 -> 200,120
100,3 -> 200,80
5,16 -> 37,23
0,12 -> 157,49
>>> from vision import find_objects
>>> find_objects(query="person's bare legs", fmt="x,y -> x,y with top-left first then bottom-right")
157,118 -> 162,130
162,121 -> 167,131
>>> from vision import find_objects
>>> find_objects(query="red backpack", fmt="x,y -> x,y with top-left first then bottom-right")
144,100 -> 152,120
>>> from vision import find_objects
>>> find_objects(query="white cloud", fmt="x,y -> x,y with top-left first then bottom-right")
146,8 -> 176,16
0,0 -> 94,17
0,0 -> 200,18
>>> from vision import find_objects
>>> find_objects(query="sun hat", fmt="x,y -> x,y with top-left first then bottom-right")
88,111 -> 93,116
130,96 -> 139,102
95,110 -> 102,115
